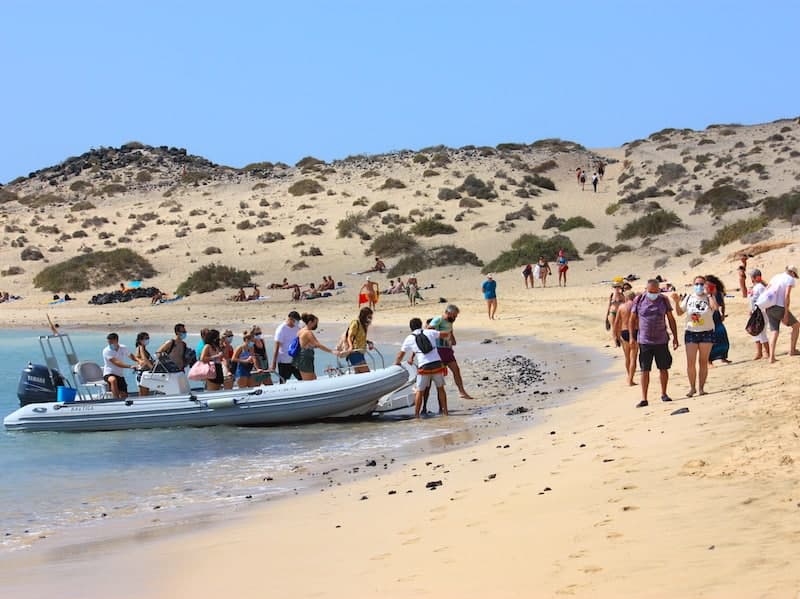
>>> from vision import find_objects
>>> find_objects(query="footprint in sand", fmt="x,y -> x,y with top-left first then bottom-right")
593,518 -> 613,528
433,546 -> 449,553
370,552 -> 393,561
606,531 -> 624,539
622,505 -> 639,512
402,537 -> 421,545
621,485 -> 637,491
580,566 -> 603,574
608,497 -> 622,504
556,584 -> 579,595
568,550 -> 587,559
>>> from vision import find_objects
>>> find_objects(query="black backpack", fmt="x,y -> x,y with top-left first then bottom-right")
745,308 -> 765,336
414,332 -> 433,354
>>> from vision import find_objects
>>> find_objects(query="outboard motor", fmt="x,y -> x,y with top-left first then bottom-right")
17,362 -> 64,406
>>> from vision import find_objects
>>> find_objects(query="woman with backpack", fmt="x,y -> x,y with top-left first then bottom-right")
291,313 -> 339,380
748,269 -> 770,360
345,307 -> 374,374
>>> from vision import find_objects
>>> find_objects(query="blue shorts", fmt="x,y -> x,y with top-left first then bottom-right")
347,351 -> 366,366
685,330 -> 715,344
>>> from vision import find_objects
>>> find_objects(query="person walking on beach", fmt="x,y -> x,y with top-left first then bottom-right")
272,311 -> 303,383
429,305 -> 473,399
482,273 -> 497,320
395,317 -> 449,418
102,333 -> 138,400
672,276 -> 719,397
407,273 -> 419,306
760,265 -> 800,362
579,170 -> 586,191
613,290 -> 639,386
522,263 -> 533,289
358,276 -> 379,311
706,275 -> 731,366
629,279 -> 679,408
537,256 -> 552,287
556,249 -> 569,287
748,269 -> 770,360
591,172 -> 599,192
738,255 -> 749,298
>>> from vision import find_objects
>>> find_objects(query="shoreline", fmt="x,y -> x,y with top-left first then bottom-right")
0,321 -> 610,568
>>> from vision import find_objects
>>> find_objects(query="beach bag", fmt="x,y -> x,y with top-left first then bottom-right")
414,332 -> 434,354
745,308 -> 765,336
755,286 -> 778,309
187,360 -> 215,381
287,336 -> 301,358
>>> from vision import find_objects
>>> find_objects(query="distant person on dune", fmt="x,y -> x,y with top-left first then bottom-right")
579,171 -> 586,191
592,172 -> 599,192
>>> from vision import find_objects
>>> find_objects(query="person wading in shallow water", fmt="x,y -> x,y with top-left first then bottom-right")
629,279 -> 679,408
428,304 -> 473,400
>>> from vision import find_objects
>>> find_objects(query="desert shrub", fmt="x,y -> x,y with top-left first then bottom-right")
387,253 -> 428,277
36,225 -> 60,235
413,154 -> 429,164
762,191 -> 800,222
367,230 -> 421,258
380,178 -> 406,190
237,220 -> 252,230
362,170 -> 380,178
438,188 -> 462,201
514,188 -> 530,199
695,186 -> 750,216
496,142 -> 526,151
522,174 -> 555,191
257,232 -> 284,243
605,203 -> 621,215
72,230 -> 88,238
410,218 -> 457,237
541,202 -> 558,211
176,263 -> 253,296
742,163 -> 766,175
243,161 -> 274,172
70,200 -> 96,212
422,169 -> 440,178
33,248 -> 157,292
505,204 -> 536,221
2,266 -> 25,276
531,160 -> 558,174
82,216 -> 108,228
19,193 -> 67,208
585,242 -> 612,254
291,261 -> 309,271
620,186 -> 662,204
459,197 -> 483,208
139,212 -> 158,222
699,216 -> 770,254
458,175 -> 495,199
203,246 -> 222,255
296,156 -> 325,169
655,163 -> 687,187
430,152 -> 451,167
543,214 -> 564,229
97,183 -> 127,196
428,245 -> 482,268
336,212 -> 368,238
617,210 -> 683,240
293,223 -> 323,236
68,180 -> 90,192
288,179 -> 324,196
559,216 -> 595,231
369,200 -> 396,214
136,170 -> 152,183
482,234 -> 579,274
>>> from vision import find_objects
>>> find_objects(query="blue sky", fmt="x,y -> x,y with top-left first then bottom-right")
1,1 -> 797,183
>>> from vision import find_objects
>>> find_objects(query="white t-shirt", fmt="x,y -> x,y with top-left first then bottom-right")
400,329 -> 442,368
767,272 -> 796,308
750,281 -> 766,312
680,294 -> 715,332
102,344 -> 129,376
274,322 -> 300,364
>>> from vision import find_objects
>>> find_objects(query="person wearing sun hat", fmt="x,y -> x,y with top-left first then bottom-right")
482,273 -> 498,320
762,265 -> 800,362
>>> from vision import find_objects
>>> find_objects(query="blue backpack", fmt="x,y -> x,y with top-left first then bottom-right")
287,336 -> 301,358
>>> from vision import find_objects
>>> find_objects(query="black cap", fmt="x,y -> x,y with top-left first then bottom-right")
288,311 -> 301,320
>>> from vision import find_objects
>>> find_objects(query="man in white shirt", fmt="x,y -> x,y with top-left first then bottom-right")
102,333 -> 138,399
765,265 -> 799,363
394,317 -> 450,418
272,311 -> 303,383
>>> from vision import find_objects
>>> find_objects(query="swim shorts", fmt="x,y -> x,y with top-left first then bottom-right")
638,343 -> 672,372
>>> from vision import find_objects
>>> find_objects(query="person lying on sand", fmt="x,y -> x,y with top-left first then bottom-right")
358,257 -> 386,274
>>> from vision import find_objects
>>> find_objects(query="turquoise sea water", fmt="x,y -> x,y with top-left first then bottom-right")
0,329 -> 459,552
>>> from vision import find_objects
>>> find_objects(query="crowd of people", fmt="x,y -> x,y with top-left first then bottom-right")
522,251 -> 569,288
607,264 -> 799,408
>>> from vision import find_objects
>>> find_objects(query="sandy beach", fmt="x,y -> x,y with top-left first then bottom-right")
1,119 -> 800,597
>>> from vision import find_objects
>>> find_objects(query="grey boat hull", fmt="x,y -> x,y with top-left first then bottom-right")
4,367 -> 408,432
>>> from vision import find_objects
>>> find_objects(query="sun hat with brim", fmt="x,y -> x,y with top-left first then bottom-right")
787,265 -> 799,278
